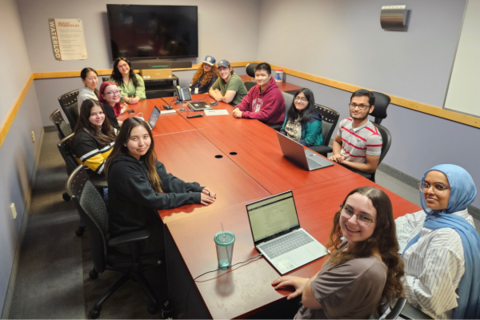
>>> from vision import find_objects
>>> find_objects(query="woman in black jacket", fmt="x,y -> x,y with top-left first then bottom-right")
105,117 -> 216,251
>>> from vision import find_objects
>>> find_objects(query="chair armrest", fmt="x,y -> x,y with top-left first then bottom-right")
309,145 -> 332,156
385,298 -> 407,319
108,230 -> 150,247
400,303 -> 432,319
268,123 -> 282,131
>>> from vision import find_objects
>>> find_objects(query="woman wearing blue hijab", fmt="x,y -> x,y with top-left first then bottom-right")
395,164 -> 480,319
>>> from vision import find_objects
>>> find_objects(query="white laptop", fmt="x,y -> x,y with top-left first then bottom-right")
246,191 -> 328,275
277,132 -> 334,171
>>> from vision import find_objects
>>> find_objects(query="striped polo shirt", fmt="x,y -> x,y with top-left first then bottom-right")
337,118 -> 382,163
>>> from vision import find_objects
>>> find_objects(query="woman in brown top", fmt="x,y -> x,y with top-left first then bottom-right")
273,187 -> 405,319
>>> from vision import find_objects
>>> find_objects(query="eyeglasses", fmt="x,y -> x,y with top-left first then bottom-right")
349,103 -> 370,110
418,181 -> 449,194
105,90 -> 120,95
294,97 -> 308,102
340,205 -> 376,226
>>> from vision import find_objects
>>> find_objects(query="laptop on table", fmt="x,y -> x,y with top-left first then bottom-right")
276,132 -> 334,171
146,106 -> 161,130
246,191 -> 328,274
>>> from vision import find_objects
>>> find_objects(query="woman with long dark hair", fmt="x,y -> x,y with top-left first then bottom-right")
98,81 -> 126,129
105,117 -> 216,248
280,88 -> 323,147
273,187 -> 404,319
72,99 -> 116,176
189,55 -> 219,94
109,57 -> 146,104
396,164 -> 480,319
77,67 -> 99,111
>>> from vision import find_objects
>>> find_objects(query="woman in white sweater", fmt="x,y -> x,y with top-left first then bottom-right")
77,67 -> 99,112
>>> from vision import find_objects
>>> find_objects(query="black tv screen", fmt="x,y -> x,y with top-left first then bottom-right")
106,4 -> 198,60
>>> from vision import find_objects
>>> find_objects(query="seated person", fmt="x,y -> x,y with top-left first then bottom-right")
209,59 -> 248,106
77,67 -> 99,112
109,57 -> 146,104
273,187 -> 404,319
232,62 -> 285,126
395,164 -> 480,319
72,99 -> 116,176
105,117 -> 216,252
280,88 -> 322,146
329,89 -> 382,174
98,81 -> 126,129
190,55 -> 219,94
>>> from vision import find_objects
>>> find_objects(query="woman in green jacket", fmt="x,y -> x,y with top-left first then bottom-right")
280,88 -> 323,147
109,57 -> 146,104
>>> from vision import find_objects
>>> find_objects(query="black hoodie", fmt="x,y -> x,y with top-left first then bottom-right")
107,154 -> 204,237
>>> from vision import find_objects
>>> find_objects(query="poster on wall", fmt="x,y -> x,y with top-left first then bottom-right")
48,18 -> 88,61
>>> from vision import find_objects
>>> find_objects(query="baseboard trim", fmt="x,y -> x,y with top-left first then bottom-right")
378,163 -> 480,220
1,128 -> 45,319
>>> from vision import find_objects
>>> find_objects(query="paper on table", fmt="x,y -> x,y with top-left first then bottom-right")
204,109 -> 229,116
160,110 -> 176,115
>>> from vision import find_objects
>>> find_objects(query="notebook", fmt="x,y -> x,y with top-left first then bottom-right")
246,191 -> 328,274
277,132 -> 334,171
187,101 -> 212,111
147,106 -> 161,130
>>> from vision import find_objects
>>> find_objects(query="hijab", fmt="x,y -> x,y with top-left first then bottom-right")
403,164 -> 480,319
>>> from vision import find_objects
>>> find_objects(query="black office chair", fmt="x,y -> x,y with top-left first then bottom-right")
383,298 -> 407,319
58,89 -> 80,131
66,165 -> 163,319
102,77 -> 109,83
370,91 -> 390,125
49,109 -> 72,140
57,134 -> 108,236
244,62 -> 258,91
310,104 -> 340,157
399,303 -> 432,319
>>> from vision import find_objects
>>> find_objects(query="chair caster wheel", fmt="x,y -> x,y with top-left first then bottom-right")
147,302 -> 159,315
89,307 -> 101,319
63,192 -> 71,201
89,269 -> 98,280
75,226 -> 85,237
161,299 -> 174,318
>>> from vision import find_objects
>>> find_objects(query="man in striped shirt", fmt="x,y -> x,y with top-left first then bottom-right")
329,89 -> 382,174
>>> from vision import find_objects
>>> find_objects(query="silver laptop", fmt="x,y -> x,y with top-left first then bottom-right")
246,191 -> 328,275
277,132 -> 334,171
147,106 -> 161,130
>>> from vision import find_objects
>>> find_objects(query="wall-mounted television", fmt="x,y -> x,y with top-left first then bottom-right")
106,4 -> 198,60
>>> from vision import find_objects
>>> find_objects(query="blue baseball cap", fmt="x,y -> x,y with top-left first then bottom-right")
218,59 -> 230,68
203,55 -> 216,66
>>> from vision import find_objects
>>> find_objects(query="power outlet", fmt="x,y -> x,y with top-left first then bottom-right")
11,203 -> 17,219
31,131 -> 35,143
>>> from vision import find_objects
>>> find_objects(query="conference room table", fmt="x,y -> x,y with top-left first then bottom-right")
118,95 -> 420,319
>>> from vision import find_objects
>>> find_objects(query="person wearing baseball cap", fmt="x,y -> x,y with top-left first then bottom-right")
190,55 -> 219,94
209,59 -> 248,106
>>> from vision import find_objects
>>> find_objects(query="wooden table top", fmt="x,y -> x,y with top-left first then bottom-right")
239,74 -> 302,93
166,174 -> 420,319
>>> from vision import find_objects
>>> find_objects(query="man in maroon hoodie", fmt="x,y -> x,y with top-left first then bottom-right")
232,63 -> 285,126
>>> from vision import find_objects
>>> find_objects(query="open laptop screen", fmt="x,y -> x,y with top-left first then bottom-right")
246,191 -> 300,243
148,107 -> 161,129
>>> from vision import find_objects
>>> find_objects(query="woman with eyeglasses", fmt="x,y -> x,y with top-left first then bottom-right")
98,81 -> 126,129
109,57 -> 146,104
105,117 -> 216,253
280,88 -> 323,147
273,187 -> 404,319
395,164 -> 480,319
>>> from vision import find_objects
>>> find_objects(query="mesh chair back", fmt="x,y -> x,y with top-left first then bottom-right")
58,89 -> 80,130
314,104 -> 340,147
58,134 -> 78,176
372,122 -> 392,165
282,92 -> 294,114
370,92 -> 390,125
245,63 -> 258,77
244,81 -> 256,91
67,165 -> 108,272
49,109 -> 72,140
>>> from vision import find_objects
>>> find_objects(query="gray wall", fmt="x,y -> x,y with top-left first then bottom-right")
0,0 -> 43,313
257,0 -> 480,209
17,0 -> 260,72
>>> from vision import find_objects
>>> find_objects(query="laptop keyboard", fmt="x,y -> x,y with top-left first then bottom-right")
307,158 -> 323,169
259,231 -> 314,259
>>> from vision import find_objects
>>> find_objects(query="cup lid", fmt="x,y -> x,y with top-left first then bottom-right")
214,231 -> 235,246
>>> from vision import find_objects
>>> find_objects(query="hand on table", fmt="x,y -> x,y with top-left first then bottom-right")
232,108 -> 242,118
200,193 -> 215,206
214,89 -> 223,101
202,187 -> 216,199
126,96 -> 139,104
329,154 -> 345,163
272,276 -> 309,300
